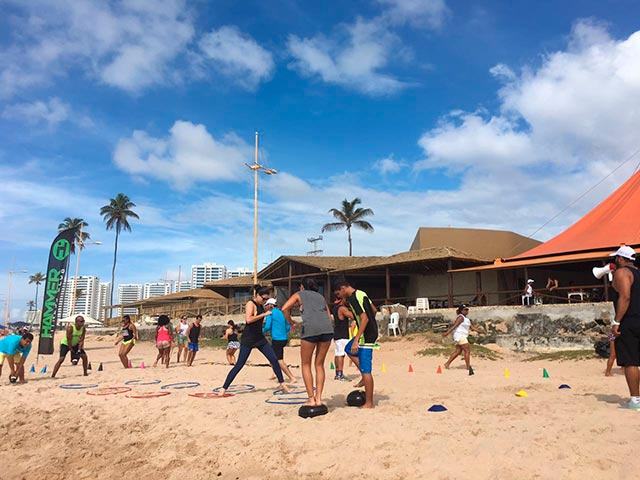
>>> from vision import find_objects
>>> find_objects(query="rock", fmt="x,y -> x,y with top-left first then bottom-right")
494,322 -> 508,334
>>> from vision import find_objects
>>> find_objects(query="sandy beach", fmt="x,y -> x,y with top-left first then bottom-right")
2,335 -> 639,480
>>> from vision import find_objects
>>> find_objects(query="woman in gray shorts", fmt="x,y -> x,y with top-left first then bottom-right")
281,278 -> 334,407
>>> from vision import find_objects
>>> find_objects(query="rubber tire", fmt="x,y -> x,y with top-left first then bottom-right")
346,390 -> 366,407
298,404 -> 328,418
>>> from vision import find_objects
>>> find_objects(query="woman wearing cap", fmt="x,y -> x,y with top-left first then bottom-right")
262,298 -> 297,383
443,305 -> 476,375
523,279 -> 535,306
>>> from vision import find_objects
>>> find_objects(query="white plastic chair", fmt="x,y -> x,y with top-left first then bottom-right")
388,312 -> 400,336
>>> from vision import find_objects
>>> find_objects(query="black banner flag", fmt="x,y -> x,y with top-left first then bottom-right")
38,229 -> 74,355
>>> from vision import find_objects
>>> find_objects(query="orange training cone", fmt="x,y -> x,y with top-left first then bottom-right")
437,365 -> 443,374
140,362 -> 146,369
408,364 -> 414,373
128,359 -> 132,368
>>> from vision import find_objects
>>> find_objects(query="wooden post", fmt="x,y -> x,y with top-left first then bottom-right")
325,273 -> 331,303
603,272 -> 610,302
287,261 -> 293,297
385,267 -> 391,304
447,259 -> 454,308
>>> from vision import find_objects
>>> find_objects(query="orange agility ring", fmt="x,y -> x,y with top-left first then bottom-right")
87,386 -> 132,396
126,391 -> 172,399
189,392 -> 235,399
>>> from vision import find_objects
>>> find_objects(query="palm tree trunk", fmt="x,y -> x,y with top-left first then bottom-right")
35,284 -> 40,312
348,226 -> 352,256
109,230 -> 119,319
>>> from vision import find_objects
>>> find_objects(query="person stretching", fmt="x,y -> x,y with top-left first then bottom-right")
223,321 -> 240,365
217,287 -> 289,396
115,315 -> 138,368
262,298 -> 297,383
186,315 -> 202,367
0,332 -> 33,383
331,293 -> 355,381
52,316 -> 88,378
443,304 -> 476,375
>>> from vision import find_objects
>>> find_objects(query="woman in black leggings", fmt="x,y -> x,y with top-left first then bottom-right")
217,286 -> 290,395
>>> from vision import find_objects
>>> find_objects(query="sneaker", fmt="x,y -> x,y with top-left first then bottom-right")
334,375 -> 341,381
468,367 -> 475,376
627,400 -> 640,411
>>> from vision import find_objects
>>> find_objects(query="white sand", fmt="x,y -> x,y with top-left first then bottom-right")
2,336 -> 639,480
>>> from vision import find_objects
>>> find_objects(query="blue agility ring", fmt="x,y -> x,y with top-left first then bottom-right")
274,388 -> 307,396
59,384 -> 99,390
161,382 -> 200,390
125,379 -> 162,386
212,384 -> 255,394
265,397 -> 308,405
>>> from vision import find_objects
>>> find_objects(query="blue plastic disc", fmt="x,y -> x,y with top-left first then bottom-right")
428,404 -> 448,412
558,384 -> 572,389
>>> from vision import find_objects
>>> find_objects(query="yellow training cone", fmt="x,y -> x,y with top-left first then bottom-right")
504,368 -> 511,379
381,363 -> 387,373
515,389 -> 528,398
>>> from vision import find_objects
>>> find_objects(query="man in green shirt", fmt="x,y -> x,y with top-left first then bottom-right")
52,316 -> 89,378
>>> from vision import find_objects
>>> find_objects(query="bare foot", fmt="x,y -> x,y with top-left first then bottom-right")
303,398 -> 318,407
216,389 -> 227,397
605,372 -> 613,377
354,379 -> 364,388
360,403 -> 375,409
444,364 -> 450,369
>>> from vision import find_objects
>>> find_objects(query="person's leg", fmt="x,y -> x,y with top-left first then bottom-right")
81,352 -> 88,376
17,362 -> 25,383
189,345 -> 198,366
314,341 -> 332,405
164,347 -> 171,368
221,345 -> 252,392
153,347 -> 162,367
624,366 -> 640,396
462,344 -> 471,370
51,346 -> 69,378
225,348 -> 233,365
444,346 -> 461,369
278,359 -> 296,383
359,348 -> 375,409
606,341 -> 616,376
299,340 -> 316,405
118,344 -> 128,368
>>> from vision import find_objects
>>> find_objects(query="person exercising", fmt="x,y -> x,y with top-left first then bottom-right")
0,332 -> 33,383
52,315 -> 89,378
332,292 -> 355,381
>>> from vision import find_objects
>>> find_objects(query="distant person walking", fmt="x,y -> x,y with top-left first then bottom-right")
443,305 -> 476,375
282,279 -> 334,407
223,321 -> 240,365
262,298 -> 296,383
115,315 -> 138,368
217,287 -> 290,396
610,246 -> 640,409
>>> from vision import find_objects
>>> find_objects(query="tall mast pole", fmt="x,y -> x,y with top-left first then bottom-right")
253,131 -> 259,286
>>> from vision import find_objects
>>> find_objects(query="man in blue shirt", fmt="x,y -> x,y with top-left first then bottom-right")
0,332 -> 34,384
263,298 -> 296,383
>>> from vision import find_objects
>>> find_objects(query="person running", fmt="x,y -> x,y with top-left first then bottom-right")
443,305 -> 475,375
282,279 -> 333,407
186,314 -> 202,367
114,315 -> 138,368
263,297 -> 297,383
0,332 -> 33,383
176,316 -> 190,363
217,286 -> 290,396
335,279 -> 379,409
153,315 -> 173,368
331,292 -> 355,381
52,315 -> 88,378
223,321 -> 240,365
610,245 -> 640,410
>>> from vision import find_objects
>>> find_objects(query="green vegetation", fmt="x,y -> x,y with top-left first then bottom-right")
524,350 -> 597,362
199,337 -> 229,349
417,344 -> 503,361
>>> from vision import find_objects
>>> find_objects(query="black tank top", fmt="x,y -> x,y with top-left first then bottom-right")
621,267 -> 640,319
332,304 -> 350,340
228,330 -> 238,342
241,300 -> 267,347
188,323 -> 201,343
121,325 -> 134,342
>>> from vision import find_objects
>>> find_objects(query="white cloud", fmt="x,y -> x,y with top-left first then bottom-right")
1,97 -> 93,129
489,63 -> 515,81
374,156 -> 407,174
287,17 -> 409,95
377,0 -> 450,30
113,121 -> 252,189
197,26 -> 274,90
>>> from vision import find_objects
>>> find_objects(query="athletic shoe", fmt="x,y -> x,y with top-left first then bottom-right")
627,400 -> 640,411
334,375 -> 341,381
469,367 -> 475,376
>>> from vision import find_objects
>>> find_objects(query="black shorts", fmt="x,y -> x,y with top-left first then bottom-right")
302,333 -> 334,344
615,317 -> 640,366
60,344 -> 85,359
271,340 -> 288,360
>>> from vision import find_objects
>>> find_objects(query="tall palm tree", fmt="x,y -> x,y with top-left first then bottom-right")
100,193 -> 139,318
321,198 -> 374,256
58,217 -> 90,253
28,272 -> 46,310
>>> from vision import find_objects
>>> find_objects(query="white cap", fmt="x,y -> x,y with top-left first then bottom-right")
527,279 -> 534,284
265,298 -> 277,306
610,245 -> 636,260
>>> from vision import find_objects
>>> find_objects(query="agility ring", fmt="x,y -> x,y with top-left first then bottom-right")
212,384 -> 255,394
87,386 -> 131,396
126,391 -> 172,399
189,392 -> 235,399
273,388 -> 308,396
124,379 -> 162,386
265,397 -> 308,405
59,384 -> 99,390
161,382 -> 200,390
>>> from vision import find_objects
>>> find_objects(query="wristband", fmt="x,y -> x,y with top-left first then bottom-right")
612,319 -> 620,326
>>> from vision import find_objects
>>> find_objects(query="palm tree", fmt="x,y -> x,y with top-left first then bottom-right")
100,193 -> 140,318
27,300 -> 35,311
321,198 -> 374,256
58,217 -> 90,253
28,272 -> 46,310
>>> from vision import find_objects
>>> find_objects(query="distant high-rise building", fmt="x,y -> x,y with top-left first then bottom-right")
174,281 -> 191,293
98,283 -> 111,321
143,282 -> 172,299
191,263 -> 227,289
226,268 -> 253,279
118,284 -> 143,316
60,276 -> 101,319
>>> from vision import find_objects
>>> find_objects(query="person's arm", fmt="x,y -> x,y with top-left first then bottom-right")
186,324 -> 192,340
443,316 -> 463,337
552,279 -> 559,291
66,325 -> 73,347
222,327 -> 230,340
280,294 -> 301,326
612,269 -> 634,333
348,295 -> 369,352
546,279 -> 551,290
262,312 -> 272,335
245,301 -> 271,324
79,326 -> 86,349
7,355 -> 17,376
132,323 -> 139,341
114,331 -> 123,345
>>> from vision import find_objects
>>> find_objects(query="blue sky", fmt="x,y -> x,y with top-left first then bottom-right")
1,0 -> 640,319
